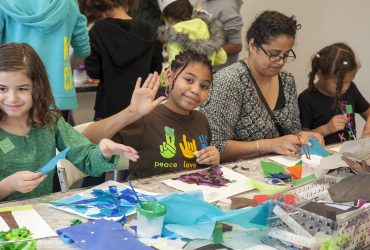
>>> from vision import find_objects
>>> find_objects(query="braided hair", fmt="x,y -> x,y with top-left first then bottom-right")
308,43 -> 358,108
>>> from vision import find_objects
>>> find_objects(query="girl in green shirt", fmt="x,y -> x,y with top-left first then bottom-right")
0,43 -> 140,201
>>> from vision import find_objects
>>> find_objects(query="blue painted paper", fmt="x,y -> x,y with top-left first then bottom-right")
57,219 -> 151,250
36,147 -> 70,174
53,185 -> 157,219
300,138 -> 329,157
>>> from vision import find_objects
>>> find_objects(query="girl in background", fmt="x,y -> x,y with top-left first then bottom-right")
299,43 -> 370,144
83,51 -> 220,179
0,43 -> 139,201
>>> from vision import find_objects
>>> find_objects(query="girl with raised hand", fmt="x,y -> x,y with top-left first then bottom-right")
83,50 -> 220,179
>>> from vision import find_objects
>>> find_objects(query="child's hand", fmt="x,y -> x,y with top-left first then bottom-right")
196,146 -> 220,165
99,138 -> 139,162
128,72 -> 167,117
327,114 -> 348,134
5,171 -> 46,193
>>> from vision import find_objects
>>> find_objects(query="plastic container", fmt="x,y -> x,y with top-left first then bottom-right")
301,155 -> 326,177
136,201 -> 166,238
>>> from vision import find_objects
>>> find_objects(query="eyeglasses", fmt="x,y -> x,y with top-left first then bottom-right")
259,45 -> 296,63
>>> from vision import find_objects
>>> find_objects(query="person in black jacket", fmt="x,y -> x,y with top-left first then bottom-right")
79,0 -> 163,186
82,0 -> 163,120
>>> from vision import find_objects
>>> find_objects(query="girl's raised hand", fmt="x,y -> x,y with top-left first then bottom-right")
99,138 -> 139,162
5,171 -> 46,193
196,146 -> 220,165
128,72 -> 167,117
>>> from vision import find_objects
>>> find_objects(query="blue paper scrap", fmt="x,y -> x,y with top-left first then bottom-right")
36,147 -> 70,174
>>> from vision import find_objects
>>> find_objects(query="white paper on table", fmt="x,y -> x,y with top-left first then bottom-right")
320,137 -> 370,170
267,155 -> 301,167
328,145 -> 342,152
0,205 -> 56,240
52,180 -> 160,220
161,166 -> 255,203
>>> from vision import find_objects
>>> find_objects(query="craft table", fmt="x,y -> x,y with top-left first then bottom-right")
0,144 -> 342,249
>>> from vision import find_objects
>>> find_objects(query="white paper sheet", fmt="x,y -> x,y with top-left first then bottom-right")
161,166 -> 255,203
267,155 -> 301,167
0,205 -> 56,240
320,137 -> 370,170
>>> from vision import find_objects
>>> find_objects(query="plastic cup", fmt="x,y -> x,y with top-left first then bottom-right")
301,155 -> 326,177
136,201 -> 166,238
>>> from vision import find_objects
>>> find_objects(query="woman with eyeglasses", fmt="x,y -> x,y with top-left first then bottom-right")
200,10 -> 323,162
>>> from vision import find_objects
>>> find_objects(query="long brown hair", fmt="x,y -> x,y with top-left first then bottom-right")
0,43 -> 59,127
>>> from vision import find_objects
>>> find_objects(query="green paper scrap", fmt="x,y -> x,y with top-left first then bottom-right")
346,104 -> 353,114
0,137 -> 15,154
212,221 -> 223,244
246,179 -> 288,195
260,161 -> 286,177
292,174 -> 316,185
295,160 -> 302,166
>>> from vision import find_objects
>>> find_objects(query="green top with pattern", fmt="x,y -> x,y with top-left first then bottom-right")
0,116 -> 119,201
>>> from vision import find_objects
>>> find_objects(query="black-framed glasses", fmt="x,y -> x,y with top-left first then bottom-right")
259,45 -> 296,63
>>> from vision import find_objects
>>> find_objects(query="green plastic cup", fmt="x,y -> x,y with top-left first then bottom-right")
136,201 -> 166,238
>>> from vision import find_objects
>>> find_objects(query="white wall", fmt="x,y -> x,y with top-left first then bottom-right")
238,0 -> 370,135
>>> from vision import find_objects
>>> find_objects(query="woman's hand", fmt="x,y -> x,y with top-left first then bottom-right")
128,72 -> 167,117
3,171 -> 46,194
99,138 -> 139,162
196,146 -> 220,165
268,135 -> 302,157
300,131 -> 324,145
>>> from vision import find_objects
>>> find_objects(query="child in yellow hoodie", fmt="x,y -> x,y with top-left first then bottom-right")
157,0 -> 227,66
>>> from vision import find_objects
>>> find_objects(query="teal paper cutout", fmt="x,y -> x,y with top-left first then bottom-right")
300,138 -> 329,157
157,191 -> 270,240
0,137 -> 15,154
36,147 -> 70,174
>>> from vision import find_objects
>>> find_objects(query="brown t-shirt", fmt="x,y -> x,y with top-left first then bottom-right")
113,104 -> 211,178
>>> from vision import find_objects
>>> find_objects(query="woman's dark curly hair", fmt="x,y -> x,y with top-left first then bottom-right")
246,10 -> 301,46
79,0 -> 139,24
0,43 -> 59,127
308,43 -> 358,108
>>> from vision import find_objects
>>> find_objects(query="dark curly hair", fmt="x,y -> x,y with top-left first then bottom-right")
162,0 -> 193,23
168,50 -> 213,92
308,43 -> 358,108
78,0 -> 139,24
0,43 -> 59,127
246,10 -> 301,46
